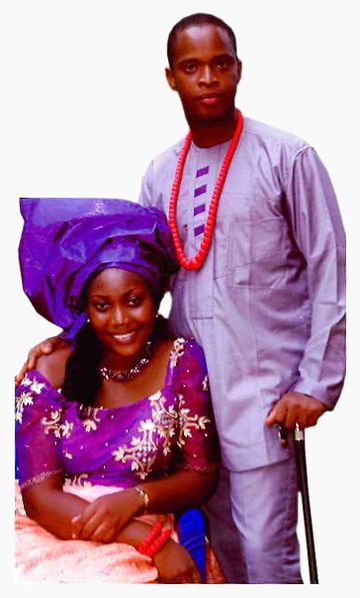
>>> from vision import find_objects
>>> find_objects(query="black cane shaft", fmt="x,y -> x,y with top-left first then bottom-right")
295,439 -> 319,584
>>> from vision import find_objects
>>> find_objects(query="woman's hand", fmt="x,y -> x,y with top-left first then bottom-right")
15,335 -> 69,384
153,539 -> 201,583
71,488 -> 142,543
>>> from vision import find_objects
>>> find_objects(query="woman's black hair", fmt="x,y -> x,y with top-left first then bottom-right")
62,323 -> 103,414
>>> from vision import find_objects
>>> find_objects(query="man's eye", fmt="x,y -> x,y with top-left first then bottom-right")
184,63 -> 196,73
216,60 -> 229,69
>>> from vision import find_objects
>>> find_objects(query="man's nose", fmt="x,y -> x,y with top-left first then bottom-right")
199,65 -> 217,85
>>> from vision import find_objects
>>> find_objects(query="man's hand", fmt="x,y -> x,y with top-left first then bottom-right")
266,391 -> 327,431
15,335 -> 69,385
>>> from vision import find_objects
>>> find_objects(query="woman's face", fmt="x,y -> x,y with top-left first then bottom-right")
85,268 -> 156,366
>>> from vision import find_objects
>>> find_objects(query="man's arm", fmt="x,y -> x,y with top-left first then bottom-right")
267,146 -> 345,430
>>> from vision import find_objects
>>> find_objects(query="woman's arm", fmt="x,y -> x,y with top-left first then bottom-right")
140,469 -> 218,513
21,473 -> 157,546
22,475 -> 200,582
21,474 -> 90,539
71,469 -> 217,541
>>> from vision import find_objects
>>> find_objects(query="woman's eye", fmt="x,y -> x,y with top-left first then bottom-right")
95,303 -> 109,311
128,296 -> 141,307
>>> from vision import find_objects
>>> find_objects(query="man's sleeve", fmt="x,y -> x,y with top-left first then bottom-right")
285,146 -> 346,409
137,160 -> 155,207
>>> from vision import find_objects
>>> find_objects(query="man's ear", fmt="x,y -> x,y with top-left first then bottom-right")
165,67 -> 177,91
236,59 -> 242,83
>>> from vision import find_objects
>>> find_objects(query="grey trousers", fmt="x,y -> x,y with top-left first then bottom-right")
203,457 -> 302,583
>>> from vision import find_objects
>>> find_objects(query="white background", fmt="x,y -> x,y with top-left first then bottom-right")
1,0 -> 359,595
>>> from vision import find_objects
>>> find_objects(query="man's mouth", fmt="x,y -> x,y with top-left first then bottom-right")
198,94 -> 222,106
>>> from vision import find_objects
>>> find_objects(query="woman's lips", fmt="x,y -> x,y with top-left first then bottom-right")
110,331 -> 138,344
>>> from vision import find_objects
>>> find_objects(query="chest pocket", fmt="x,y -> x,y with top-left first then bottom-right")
225,195 -> 287,288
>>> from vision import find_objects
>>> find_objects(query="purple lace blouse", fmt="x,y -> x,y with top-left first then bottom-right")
15,338 -> 220,490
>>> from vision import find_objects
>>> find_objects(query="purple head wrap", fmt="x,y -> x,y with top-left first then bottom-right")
19,198 -> 179,335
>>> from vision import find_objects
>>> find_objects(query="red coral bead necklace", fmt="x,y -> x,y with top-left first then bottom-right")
168,108 -> 244,270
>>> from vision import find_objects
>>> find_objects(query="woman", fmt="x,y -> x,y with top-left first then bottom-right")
15,198 -> 222,583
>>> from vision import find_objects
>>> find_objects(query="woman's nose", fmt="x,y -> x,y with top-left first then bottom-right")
111,305 -> 126,325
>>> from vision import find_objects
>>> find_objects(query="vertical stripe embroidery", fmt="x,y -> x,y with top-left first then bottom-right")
193,166 -> 210,239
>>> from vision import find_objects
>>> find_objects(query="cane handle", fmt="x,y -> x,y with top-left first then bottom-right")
295,422 -> 304,441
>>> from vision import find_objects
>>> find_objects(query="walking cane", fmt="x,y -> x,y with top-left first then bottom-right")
294,423 -> 319,584
278,424 -> 319,584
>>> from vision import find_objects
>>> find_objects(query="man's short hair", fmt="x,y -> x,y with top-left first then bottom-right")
167,13 -> 238,68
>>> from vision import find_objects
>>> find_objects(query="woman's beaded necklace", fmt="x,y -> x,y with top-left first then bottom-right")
99,340 -> 153,382
168,108 -> 244,270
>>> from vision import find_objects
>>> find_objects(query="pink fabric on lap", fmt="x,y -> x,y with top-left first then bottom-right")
15,482 -> 160,583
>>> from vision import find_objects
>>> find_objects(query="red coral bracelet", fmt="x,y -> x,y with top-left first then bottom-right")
137,523 -> 172,557
146,528 -> 172,557
137,522 -> 162,554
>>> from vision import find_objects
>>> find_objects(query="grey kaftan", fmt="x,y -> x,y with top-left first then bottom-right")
138,117 -> 345,472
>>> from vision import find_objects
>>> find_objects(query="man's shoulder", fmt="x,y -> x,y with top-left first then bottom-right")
151,117 -> 310,160
243,116 -> 309,152
151,138 -> 185,170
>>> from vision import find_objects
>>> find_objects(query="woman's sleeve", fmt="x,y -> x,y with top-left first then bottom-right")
171,339 -> 220,472
15,370 -> 64,488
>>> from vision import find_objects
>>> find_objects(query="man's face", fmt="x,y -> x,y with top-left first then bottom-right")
166,24 -> 241,125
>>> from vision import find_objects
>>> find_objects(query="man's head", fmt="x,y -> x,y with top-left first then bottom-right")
166,13 -> 241,129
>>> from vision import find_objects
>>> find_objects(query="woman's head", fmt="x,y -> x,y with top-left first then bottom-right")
19,198 -> 179,337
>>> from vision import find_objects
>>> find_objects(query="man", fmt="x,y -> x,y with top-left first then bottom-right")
18,13 -> 345,583
137,13 -> 345,583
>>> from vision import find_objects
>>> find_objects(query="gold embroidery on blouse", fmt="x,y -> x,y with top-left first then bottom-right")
64,473 -> 91,487
80,405 -> 102,432
169,338 -> 186,368
21,375 -> 45,395
112,388 -> 211,480
80,406 -> 102,432
20,374 -> 33,387
29,380 -> 45,395
15,391 -> 34,424
112,391 -> 179,480
149,391 -> 179,454
202,375 -> 209,392
41,409 -> 74,438
177,394 -> 211,446
15,377 -> 46,424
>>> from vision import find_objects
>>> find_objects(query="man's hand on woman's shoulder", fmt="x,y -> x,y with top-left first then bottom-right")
15,335 -> 71,386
